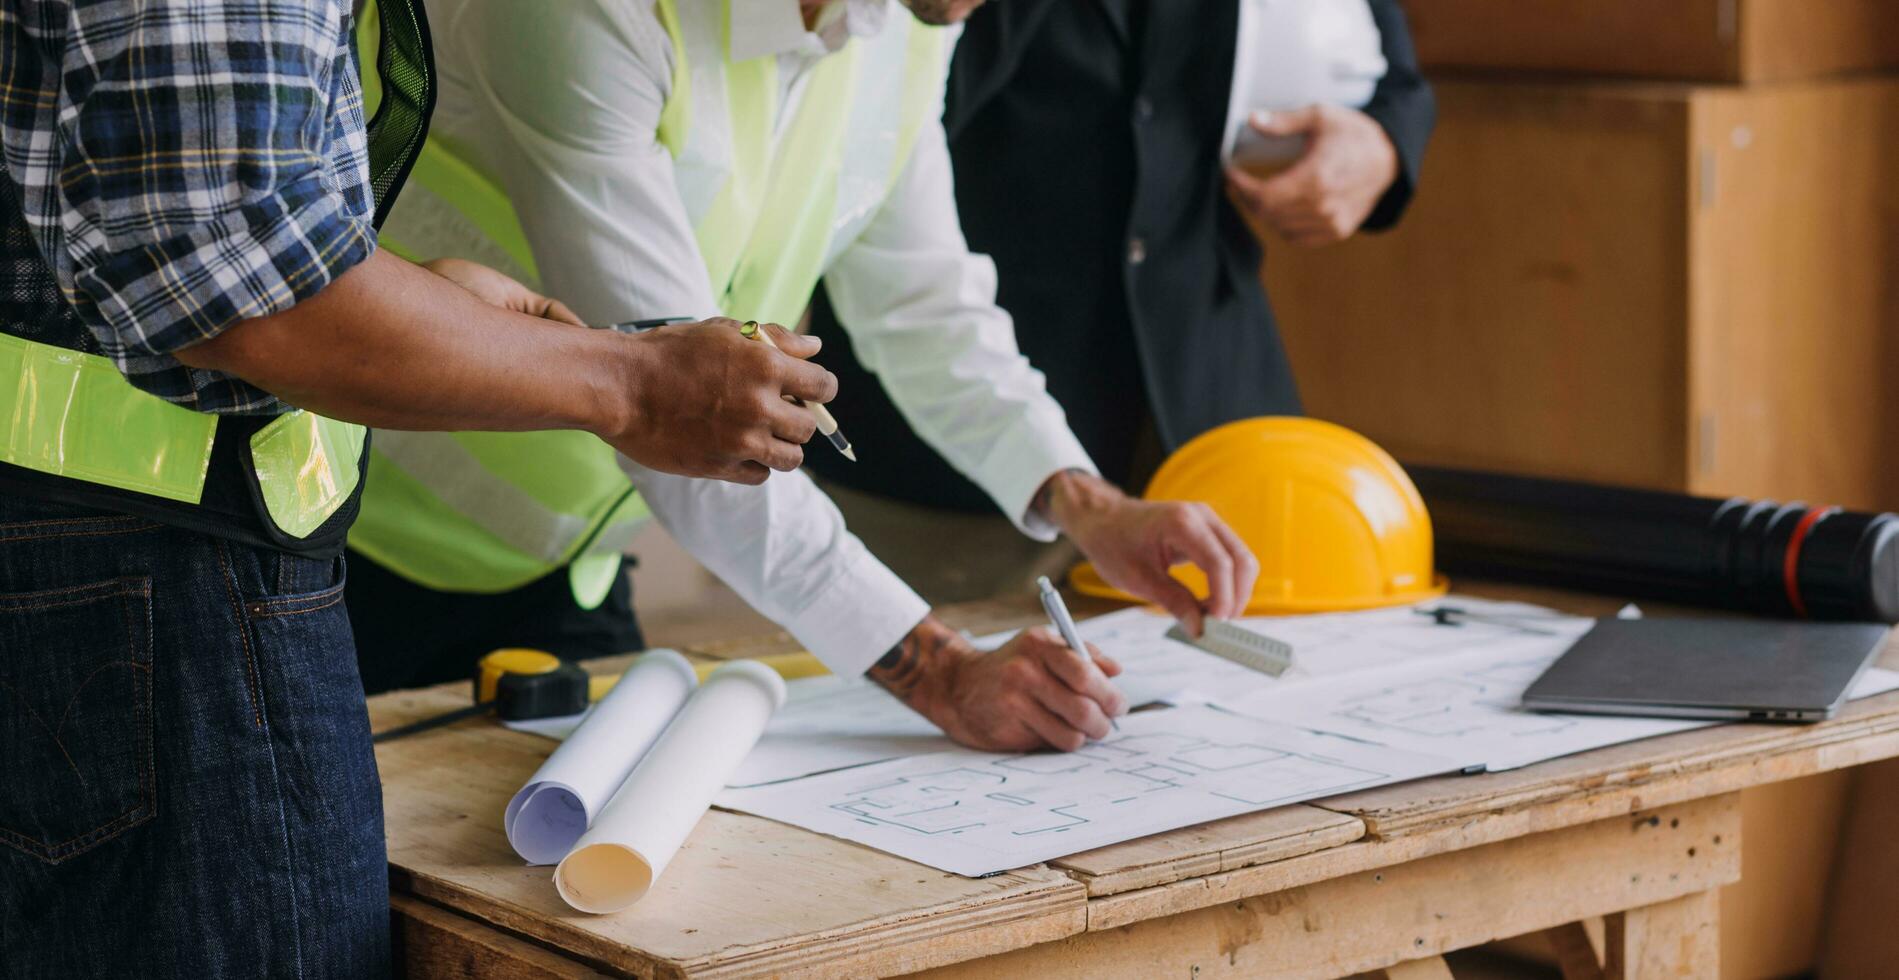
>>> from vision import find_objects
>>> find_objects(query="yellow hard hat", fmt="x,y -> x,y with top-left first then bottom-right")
1070,417 -> 1447,614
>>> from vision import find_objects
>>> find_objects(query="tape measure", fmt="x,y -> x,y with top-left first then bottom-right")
372,648 -> 591,743
475,649 -> 592,720
373,648 -> 834,743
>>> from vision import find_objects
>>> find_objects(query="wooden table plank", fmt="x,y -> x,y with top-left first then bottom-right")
1603,889 -> 1720,979
906,795 -> 1739,980
393,894 -> 611,979
1049,807 -> 1366,897
374,701 -> 1086,979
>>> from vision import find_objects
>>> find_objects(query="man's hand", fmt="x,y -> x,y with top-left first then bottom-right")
607,319 -> 837,485
1037,470 -> 1258,638
1224,105 -> 1398,248
417,260 -> 834,484
869,617 -> 1128,752
423,257 -> 585,325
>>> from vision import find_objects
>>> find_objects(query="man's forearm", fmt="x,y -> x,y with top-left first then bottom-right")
175,250 -> 633,436
868,615 -> 966,705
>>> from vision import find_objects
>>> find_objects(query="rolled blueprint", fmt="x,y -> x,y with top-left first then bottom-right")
555,659 -> 787,913
504,650 -> 698,864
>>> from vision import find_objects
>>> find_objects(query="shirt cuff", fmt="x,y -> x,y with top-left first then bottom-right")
776,538 -> 932,678
976,418 -> 1100,542
72,180 -> 376,365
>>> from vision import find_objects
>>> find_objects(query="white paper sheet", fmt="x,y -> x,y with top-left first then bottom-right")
504,650 -> 698,864
555,660 -> 785,913
1238,597 -> 1597,680
1224,643 -> 1899,774
994,597 -> 1593,708
512,600 -> 1583,789
717,704 -> 1457,877
729,675 -> 956,787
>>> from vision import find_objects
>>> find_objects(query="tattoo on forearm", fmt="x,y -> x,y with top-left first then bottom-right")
869,616 -> 959,700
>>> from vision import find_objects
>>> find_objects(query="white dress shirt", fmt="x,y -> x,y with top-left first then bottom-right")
404,0 -> 1099,676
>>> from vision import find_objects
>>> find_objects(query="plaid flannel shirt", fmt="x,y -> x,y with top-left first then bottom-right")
0,0 -> 378,413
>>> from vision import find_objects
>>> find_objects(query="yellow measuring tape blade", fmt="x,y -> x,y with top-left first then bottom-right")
586,650 -> 829,701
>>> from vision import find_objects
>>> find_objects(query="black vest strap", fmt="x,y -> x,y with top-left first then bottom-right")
363,0 -> 436,229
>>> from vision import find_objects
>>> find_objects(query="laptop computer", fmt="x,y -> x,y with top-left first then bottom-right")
1521,618 -> 1890,722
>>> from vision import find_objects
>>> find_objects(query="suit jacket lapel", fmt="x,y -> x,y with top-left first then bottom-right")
1092,0 -> 1133,51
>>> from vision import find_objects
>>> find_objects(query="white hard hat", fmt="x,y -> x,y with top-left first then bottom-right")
1223,0 -> 1388,165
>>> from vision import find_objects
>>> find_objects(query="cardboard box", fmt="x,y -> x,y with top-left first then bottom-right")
1264,77 -> 1899,511
1409,0 -> 1899,83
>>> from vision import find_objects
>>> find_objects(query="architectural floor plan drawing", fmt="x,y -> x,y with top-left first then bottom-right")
1238,598 -> 1597,680
1228,645 -> 1719,772
1332,672 -> 1580,739
1031,597 -> 1601,709
717,705 -> 1456,877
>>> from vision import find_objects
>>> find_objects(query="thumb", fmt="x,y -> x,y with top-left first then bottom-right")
537,297 -> 588,328
1248,105 -> 1321,138
761,321 -> 821,360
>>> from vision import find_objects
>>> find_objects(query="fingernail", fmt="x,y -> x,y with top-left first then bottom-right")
1251,109 -> 1273,127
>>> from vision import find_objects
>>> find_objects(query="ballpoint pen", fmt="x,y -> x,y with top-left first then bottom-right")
1037,575 -> 1120,733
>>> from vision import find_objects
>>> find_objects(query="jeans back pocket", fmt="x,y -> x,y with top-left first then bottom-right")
0,577 -> 155,864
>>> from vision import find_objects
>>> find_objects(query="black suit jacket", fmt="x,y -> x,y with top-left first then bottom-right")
806,0 -> 1435,510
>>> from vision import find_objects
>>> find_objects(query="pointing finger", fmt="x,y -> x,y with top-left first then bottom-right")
780,358 -> 839,404
1169,509 -> 1237,621
759,321 -> 821,359
538,297 -> 587,327
1209,518 -> 1259,618
766,398 -> 819,444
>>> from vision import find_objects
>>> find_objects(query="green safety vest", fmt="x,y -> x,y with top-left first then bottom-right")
0,0 -> 432,541
348,0 -> 945,607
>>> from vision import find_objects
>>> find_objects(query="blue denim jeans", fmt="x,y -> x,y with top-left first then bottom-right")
0,495 -> 388,978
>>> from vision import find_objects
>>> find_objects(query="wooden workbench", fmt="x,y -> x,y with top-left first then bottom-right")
369,586 -> 1899,979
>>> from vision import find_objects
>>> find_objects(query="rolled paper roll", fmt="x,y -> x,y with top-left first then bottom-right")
504,650 -> 699,865
555,659 -> 787,913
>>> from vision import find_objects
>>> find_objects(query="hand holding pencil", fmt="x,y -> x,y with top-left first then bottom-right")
741,320 -> 856,462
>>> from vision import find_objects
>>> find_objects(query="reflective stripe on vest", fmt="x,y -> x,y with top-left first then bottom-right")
0,333 -> 216,503
352,0 -> 945,604
0,332 -> 363,538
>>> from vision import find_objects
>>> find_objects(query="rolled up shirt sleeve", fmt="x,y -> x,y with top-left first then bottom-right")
24,0 -> 377,407
620,459 -> 931,678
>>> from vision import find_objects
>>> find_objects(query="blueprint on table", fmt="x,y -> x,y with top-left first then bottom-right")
1224,646 -> 1899,773
1222,644 -> 1700,772
716,704 -> 1457,877
515,598 -> 1598,785
988,596 -> 1598,708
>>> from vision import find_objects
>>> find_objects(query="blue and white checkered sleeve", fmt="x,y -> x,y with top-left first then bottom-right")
52,0 -> 376,381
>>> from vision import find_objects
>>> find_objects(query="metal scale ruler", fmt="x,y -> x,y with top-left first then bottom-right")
1165,619 -> 1296,677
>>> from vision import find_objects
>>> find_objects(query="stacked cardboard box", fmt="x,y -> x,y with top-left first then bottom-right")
1262,6 -> 1899,975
